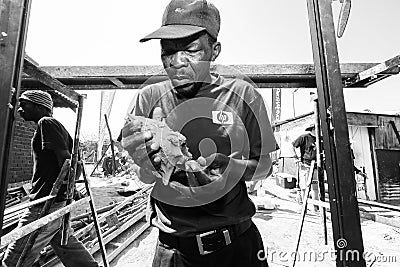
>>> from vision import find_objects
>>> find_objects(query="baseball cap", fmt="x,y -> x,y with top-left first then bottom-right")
140,0 -> 220,42
19,90 -> 53,111
305,123 -> 315,131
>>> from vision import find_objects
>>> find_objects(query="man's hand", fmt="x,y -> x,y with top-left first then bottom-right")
120,121 -> 161,180
169,153 -> 230,197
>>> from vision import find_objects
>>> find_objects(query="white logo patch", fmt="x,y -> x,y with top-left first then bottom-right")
175,8 -> 184,13
212,111 -> 233,125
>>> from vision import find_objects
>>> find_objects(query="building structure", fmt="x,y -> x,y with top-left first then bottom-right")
274,111 -> 400,203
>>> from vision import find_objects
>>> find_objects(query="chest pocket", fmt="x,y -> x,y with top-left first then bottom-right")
181,119 -> 246,159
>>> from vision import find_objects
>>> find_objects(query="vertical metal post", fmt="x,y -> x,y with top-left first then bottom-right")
368,128 -> 380,201
306,0 -> 365,266
90,143 -> 111,176
81,160 -> 110,267
104,114 -> 117,176
0,0 -> 32,237
313,96 -> 328,245
61,95 -> 84,245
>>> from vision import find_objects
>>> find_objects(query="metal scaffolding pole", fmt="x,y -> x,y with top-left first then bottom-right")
306,0 -> 365,266
0,0 -> 32,237
61,95 -> 84,245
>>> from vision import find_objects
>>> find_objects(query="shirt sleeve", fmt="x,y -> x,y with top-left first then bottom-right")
245,93 -> 278,159
292,135 -> 303,148
39,118 -> 69,152
126,88 -> 152,117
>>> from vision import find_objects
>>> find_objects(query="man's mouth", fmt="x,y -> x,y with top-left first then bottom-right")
172,75 -> 190,80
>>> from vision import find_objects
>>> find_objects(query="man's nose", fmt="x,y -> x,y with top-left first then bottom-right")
170,51 -> 188,67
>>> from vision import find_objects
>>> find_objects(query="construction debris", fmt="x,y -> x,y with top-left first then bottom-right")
35,184 -> 151,266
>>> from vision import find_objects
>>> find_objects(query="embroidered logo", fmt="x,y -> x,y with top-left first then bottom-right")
212,111 -> 233,125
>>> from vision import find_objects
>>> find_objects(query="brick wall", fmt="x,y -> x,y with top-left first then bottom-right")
8,116 -> 36,184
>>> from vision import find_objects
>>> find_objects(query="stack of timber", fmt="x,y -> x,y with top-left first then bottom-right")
2,185 -> 30,234
36,185 -> 152,266
380,182 -> 400,203
5,186 -> 29,208
2,182 -> 88,236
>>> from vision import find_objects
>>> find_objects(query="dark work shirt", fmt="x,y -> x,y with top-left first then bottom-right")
292,132 -> 316,165
30,117 -> 72,201
129,74 -> 277,236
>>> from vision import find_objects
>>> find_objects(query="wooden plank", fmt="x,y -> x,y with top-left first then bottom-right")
41,211 -> 148,267
307,198 -> 330,209
358,199 -> 400,212
107,222 -> 150,262
4,195 -> 54,217
0,197 -> 89,248
16,159 -> 70,267
23,58 -> 79,107
73,186 -> 150,239
359,211 -> 400,229
347,113 -> 379,127
87,210 -> 145,254
346,55 -> 400,87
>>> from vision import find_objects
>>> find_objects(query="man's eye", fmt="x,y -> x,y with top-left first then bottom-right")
185,49 -> 199,53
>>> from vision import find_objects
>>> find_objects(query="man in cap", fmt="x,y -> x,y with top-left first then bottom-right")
120,0 -> 277,266
2,90 -> 99,267
291,123 -> 319,211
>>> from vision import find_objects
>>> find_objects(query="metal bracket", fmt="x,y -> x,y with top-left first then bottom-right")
345,55 -> 400,87
337,0 -> 351,38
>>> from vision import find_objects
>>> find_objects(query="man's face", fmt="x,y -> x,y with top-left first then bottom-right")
17,100 -> 38,122
160,33 -> 219,97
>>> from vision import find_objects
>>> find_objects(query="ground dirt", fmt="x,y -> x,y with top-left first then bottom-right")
79,168 -> 400,267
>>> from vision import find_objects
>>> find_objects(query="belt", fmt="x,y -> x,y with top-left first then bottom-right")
159,219 -> 252,255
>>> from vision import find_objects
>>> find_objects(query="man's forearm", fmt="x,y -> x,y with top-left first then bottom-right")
138,167 -> 157,184
228,155 -> 272,182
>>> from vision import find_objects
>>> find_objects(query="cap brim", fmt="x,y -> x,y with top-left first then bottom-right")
19,95 -> 32,102
140,25 -> 206,42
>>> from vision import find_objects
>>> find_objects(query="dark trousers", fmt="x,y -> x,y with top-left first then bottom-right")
152,222 -> 269,267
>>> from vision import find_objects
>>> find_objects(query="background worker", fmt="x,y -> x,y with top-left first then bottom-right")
2,90 -> 99,267
119,0 -> 277,266
291,123 -> 319,212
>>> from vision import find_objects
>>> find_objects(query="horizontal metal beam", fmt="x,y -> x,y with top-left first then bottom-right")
21,62 -> 399,90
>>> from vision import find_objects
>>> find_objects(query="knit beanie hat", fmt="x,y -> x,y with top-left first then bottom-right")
19,90 -> 53,111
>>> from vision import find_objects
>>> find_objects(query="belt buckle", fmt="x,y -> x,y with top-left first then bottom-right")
195,229 -> 232,255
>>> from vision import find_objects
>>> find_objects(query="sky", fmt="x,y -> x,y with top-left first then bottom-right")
24,0 -> 400,139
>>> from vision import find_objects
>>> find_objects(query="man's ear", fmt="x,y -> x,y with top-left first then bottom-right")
211,42 -> 221,62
